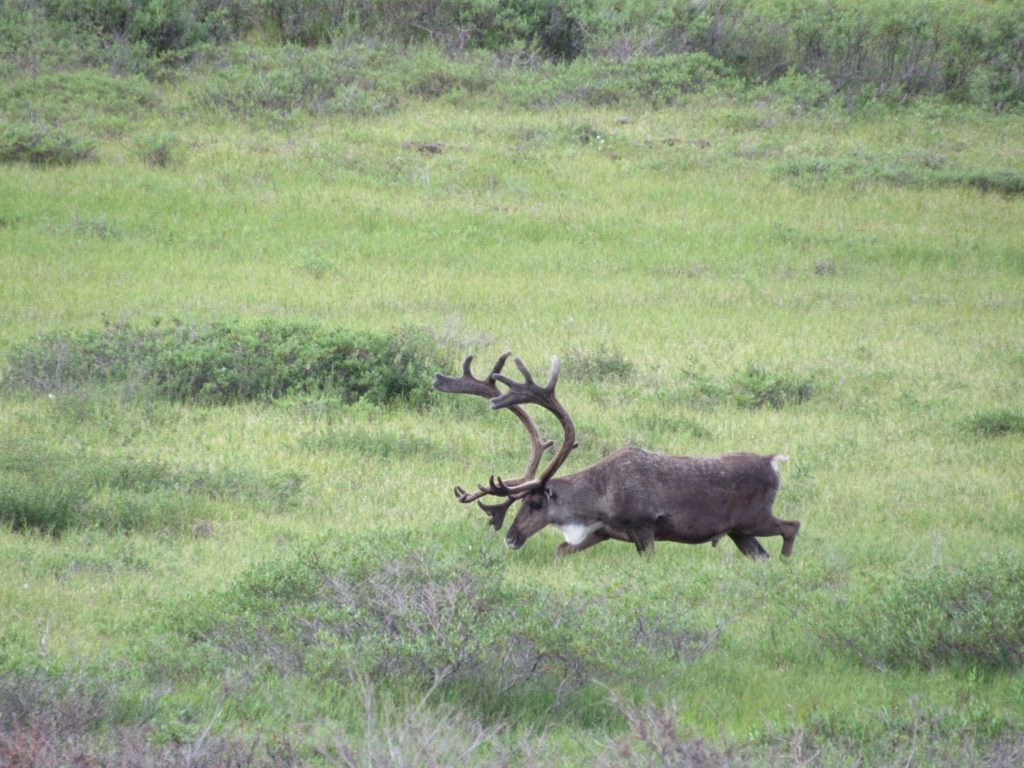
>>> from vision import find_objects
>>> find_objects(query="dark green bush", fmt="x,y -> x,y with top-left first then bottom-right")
782,153 -> 1024,196
195,44 -> 400,118
487,0 -> 589,61
827,558 -> 1024,672
728,363 -> 814,409
0,122 -> 96,165
564,344 -> 634,382
954,170 -> 1024,197
674,363 -> 814,410
0,70 -> 156,125
965,409 -> 1024,437
3,320 -> 447,406
504,52 -> 739,108
135,130 -> 184,167
37,0 -> 204,54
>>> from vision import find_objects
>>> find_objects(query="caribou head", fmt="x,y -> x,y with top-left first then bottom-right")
432,353 -> 572,535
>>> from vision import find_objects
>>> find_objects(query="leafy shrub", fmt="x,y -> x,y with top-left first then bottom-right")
0,122 -> 95,165
491,0 -> 589,61
782,153 -> 1024,196
674,363 -> 813,410
728,363 -> 814,409
255,0 -> 337,45
564,344 -> 634,382
503,52 -> 739,108
3,320 -> 447,406
965,409 -> 1024,437
37,0 -> 204,54
954,170 -> 1024,197
0,70 -> 157,127
135,130 -> 184,167
195,44 -> 399,118
827,558 -> 1024,672
257,0 -> 589,61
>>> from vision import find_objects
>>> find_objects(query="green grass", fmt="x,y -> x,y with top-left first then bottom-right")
1,44 -> 1023,766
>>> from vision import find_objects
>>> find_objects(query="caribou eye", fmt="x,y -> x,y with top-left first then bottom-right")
529,498 -> 544,510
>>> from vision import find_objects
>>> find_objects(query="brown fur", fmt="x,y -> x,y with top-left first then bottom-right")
505,448 -> 799,558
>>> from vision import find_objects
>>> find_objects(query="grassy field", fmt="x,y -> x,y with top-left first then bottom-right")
2,45 -> 1024,765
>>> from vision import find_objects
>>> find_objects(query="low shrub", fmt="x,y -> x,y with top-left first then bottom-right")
673,363 -> 814,410
597,698 -> 732,768
0,70 -> 157,126
135,131 -> 184,167
320,698 -> 504,767
69,213 -> 124,239
35,0 -> 205,55
183,541 -> 718,722
755,707 -> 1022,767
727,364 -> 814,409
965,409 -> 1024,437
827,557 -> 1024,672
0,666 -> 124,738
0,122 -> 96,165
0,720 -> 298,768
781,154 -> 1024,197
194,44 -> 399,119
564,344 -> 634,382
954,170 -> 1024,197
503,52 -> 739,108
3,320 -> 447,406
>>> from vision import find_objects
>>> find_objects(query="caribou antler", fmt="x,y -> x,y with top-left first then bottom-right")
433,354 -> 552,529
486,356 -> 577,497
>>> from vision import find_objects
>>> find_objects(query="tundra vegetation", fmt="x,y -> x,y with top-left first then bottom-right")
1,1 -> 1023,765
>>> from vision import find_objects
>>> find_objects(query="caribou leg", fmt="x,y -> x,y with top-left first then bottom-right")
727,533 -> 770,560
744,518 -> 801,557
630,528 -> 656,555
555,530 -> 610,557
779,519 -> 800,556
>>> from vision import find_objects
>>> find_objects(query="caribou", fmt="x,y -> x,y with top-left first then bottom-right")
433,353 -> 800,559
